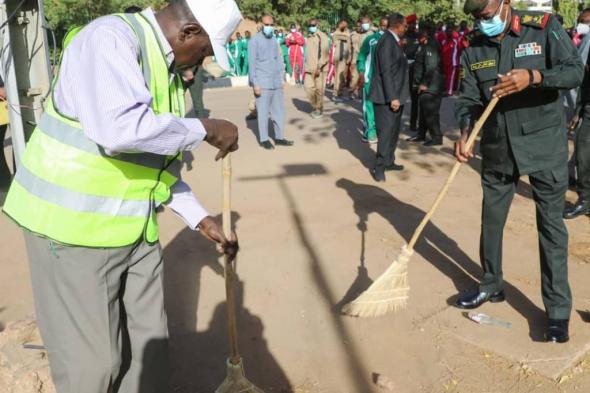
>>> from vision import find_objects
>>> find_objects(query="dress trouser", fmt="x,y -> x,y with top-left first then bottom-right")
374,104 -> 403,171
408,66 -> 419,130
24,231 -> 169,393
188,67 -> 207,119
255,88 -> 285,143
575,109 -> 590,200
0,124 -> 11,191
304,72 -> 327,113
417,92 -> 442,140
478,165 -> 571,320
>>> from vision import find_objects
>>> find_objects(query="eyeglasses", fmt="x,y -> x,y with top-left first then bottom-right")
473,0 -> 503,22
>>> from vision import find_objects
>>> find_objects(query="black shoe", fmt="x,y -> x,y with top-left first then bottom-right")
246,112 -> 257,121
275,139 -> 294,146
372,169 -> 386,182
455,290 -> 505,309
563,199 -> 590,219
406,136 -> 426,142
385,163 -> 404,171
424,138 -> 443,147
260,140 -> 275,150
546,319 -> 569,343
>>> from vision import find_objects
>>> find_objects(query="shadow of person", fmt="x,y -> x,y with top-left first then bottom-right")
335,178 -> 546,341
331,107 -> 375,169
160,213 -> 292,392
291,97 -> 313,114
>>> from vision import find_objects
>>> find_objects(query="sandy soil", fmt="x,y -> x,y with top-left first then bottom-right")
1,86 -> 590,393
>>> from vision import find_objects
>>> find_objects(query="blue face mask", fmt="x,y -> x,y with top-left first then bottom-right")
478,1 -> 507,37
361,23 -> 370,32
263,26 -> 274,37
309,26 -> 318,34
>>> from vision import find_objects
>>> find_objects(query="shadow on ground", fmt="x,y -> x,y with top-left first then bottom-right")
152,213 -> 292,393
335,178 -> 546,342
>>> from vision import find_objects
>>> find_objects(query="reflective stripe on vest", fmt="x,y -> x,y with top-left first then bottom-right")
3,12 -> 187,248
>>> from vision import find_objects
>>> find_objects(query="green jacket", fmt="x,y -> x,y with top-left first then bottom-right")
357,31 -> 383,79
455,10 -> 583,175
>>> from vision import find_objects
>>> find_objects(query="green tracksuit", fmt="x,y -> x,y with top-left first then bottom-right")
238,38 -> 249,76
227,41 -> 240,76
277,35 -> 292,75
357,31 -> 383,140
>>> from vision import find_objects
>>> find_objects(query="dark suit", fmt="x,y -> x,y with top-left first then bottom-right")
369,31 -> 409,172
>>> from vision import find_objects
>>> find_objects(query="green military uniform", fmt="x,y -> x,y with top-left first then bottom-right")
455,9 -> 584,320
357,31 -> 384,141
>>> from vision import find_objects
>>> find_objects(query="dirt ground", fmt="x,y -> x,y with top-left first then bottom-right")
2,85 -> 590,393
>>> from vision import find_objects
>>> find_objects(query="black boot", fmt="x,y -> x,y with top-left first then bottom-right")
455,289 -> 505,309
563,198 -> 590,219
545,319 -> 569,343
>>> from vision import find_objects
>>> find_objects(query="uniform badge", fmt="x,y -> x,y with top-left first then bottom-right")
514,42 -> 542,58
470,60 -> 496,71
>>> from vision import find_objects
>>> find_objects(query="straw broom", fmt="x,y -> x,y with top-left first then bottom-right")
215,154 -> 265,393
342,97 -> 500,318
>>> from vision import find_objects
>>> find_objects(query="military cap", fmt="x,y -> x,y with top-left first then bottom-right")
463,0 -> 489,15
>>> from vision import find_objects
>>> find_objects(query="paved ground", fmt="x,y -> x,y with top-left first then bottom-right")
2,85 -> 590,393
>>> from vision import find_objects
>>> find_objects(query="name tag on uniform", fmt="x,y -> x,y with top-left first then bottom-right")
470,60 -> 496,71
515,42 -> 542,58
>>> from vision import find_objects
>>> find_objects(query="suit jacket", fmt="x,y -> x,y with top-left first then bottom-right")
369,31 -> 409,105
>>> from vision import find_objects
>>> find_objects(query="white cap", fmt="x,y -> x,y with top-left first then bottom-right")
186,0 -> 242,71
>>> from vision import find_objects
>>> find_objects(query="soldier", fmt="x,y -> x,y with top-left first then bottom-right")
303,18 -> 330,119
454,0 -> 584,343
332,20 -> 352,101
404,14 -> 421,131
357,17 -> 389,144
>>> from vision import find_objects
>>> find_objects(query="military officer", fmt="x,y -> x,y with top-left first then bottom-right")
454,0 -> 584,343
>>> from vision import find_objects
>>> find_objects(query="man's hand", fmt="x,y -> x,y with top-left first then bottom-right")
198,216 -> 239,262
314,68 -> 321,78
0,87 -> 6,101
490,69 -> 540,98
418,84 -> 428,93
568,115 -> 581,132
253,87 -> 262,97
200,119 -> 239,161
390,99 -> 401,112
454,129 -> 474,163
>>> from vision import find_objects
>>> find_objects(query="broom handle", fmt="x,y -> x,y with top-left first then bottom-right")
407,96 -> 500,251
222,155 -> 241,364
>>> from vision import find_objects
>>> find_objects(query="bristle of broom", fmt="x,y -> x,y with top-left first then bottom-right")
342,245 -> 413,318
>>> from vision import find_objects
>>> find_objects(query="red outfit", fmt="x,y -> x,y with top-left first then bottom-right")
326,42 -> 335,86
442,32 -> 461,96
286,31 -> 305,83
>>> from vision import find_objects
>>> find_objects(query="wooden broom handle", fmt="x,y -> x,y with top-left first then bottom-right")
222,155 -> 240,364
407,96 -> 500,251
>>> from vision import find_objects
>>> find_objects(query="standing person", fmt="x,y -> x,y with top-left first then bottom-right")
276,29 -> 292,77
187,66 -> 208,118
357,17 -> 388,144
326,32 -> 336,88
2,1 -> 242,391
442,23 -> 461,96
350,17 -> 371,100
404,14 -> 421,131
227,33 -> 241,75
249,15 -> 294,150
454,0 -> 583,343
565,48 -> 590,219
286,24 -> 305,84
408,21 -> 444,146
304,18 -> 330,119
369,13 -> 409,182
0,75 -> 9,202
238,30 -> 251,76
332,19 -> 352,101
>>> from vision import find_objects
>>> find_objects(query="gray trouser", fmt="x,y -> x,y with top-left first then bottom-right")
255,88 -> 285,142
24,231 -> 169,393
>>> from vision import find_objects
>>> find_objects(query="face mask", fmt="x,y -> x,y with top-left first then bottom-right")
291,28 -> 296,33
263,26 -> 274,37
202,57 -> 225,78
361,23 -> 370,32
379,30 -> 385,35
309,26 -> 317,34
577,23 -> 590,36
478,1 -> 507,37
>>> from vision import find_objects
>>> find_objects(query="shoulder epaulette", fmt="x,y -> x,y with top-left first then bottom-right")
521,12 -> 551,29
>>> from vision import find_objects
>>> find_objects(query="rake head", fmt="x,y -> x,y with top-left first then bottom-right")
215,358 -> 265,393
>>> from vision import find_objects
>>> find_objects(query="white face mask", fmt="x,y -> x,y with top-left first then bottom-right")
577,23 -> 590,36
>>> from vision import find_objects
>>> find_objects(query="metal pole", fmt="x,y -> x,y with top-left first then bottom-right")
0,0 -> 51,168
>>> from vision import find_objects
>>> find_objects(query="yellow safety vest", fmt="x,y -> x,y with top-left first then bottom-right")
3,12 -> 186,247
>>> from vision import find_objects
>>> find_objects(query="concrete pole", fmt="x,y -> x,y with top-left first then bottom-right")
0,0 -> 51,168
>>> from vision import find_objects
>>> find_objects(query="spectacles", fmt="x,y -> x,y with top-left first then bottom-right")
473,0 -> 503,22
